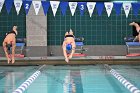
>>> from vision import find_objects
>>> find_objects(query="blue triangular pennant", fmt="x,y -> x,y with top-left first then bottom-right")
60,2 -> 68,16
131,3 -> 140,17
78,2 -> 86,16
23,0 -> 32,15
96,2 -> 104,16
113,3 -> 122,16
41,1 -> 50,16
5,0 -> 13,14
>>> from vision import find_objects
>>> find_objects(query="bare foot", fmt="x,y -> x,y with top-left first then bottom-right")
129,22 -> 135,26
7,58 -> 11,64
12,58 -> 15,64
68,55 -> 72,59
65,58 -> 69,63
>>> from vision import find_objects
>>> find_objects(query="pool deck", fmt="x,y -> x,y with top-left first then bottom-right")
0,56 -> 140,65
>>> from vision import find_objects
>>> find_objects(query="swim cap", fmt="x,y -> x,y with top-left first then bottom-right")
66,44 -> 72,51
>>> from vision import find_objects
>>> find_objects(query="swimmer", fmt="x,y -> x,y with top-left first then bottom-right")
62,29 -> 76,63
129,22 -> 140,42
3,26 -> 18,64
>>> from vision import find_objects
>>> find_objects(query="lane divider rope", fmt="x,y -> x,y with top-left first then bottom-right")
12,65 -> 46,93
105,64 -> 140,93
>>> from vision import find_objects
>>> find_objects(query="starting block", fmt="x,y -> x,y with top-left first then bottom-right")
126,42 -> 140,56
126,53 -> 140,57
67,53 -> 87,57
75,37 -> 87,54
8,54 -> 24,58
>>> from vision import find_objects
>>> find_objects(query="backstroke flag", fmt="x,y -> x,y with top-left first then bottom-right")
78,2 -> 86,16
41,1 -> 50,16
33,1 -> 41,15
23,0 -> 32,15
69,2 -> 77,16
0,0 -> 5,12
96,2 -> 104,16
50,1 -> 60,16
123,2 -> 131,18
5,0 -> 13,14
60,2 -> 68,16
14,0 -> 22,15
113,3 -> 122,16
131,3 -> 140,17
87,2 -> 96,17
104,2 -> 113,17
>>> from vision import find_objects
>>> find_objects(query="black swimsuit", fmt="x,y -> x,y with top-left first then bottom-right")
65,35 -> 74,38
6,31 -> 17,36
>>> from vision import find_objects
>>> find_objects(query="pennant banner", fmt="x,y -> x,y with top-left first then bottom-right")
1,1 -> 140,17
104,2 -> 113,17
87,2 -> 96,17
96,2 -> 104,16
50,1 -> 60,16
69,2 -> 77,16
78,2 -> 86,16
41,1 -> 50,16
131,3 -> 140,17
60,2 -> 68,16
33,1 -> 41,15
113,3 -> 122,16
23,1 -> 32,15
5,0 -> 13,14
0,0 -> 5,12
14,0 -> 22,15
123,3 -> 131,18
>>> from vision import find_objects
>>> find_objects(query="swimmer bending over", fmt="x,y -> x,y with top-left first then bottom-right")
129,22 -> 140,42
3,26 -> 18,64
62,29 -> 76,63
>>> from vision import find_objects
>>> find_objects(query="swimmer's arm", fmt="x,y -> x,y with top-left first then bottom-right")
3,42 -> 9,59
62,41 -> 69,61
62,41 -> 66,48
69,42 -> 76,59
68,47 -> 75,59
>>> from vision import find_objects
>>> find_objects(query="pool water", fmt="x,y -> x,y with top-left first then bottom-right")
0,65 -> 139,93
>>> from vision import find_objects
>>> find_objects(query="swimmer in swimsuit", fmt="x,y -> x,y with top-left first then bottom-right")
62,29 -> 76,63
129,22 -> 140,42
3,26 -> 18,64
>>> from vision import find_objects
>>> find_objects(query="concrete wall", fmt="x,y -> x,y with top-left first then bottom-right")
26,3 -> 47,57
47,45 -> 127,56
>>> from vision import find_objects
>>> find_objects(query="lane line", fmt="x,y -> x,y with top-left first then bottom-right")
12,65 -> 46,93
104,64 -> 140,93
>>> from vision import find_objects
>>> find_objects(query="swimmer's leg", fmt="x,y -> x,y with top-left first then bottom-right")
68,42 -> 76,59
69,29 -> 73,35
3,42 -> 11,64
138,34 -> 140,42
11,43 -> 16,64
62,41 -> 69,63
133,36 -> 138,42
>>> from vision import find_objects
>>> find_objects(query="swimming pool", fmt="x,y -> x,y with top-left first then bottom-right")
0,65 -> 139,93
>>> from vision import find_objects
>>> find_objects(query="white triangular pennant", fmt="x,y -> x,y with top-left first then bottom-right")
33,1 -> 41,15
14,0 -> 22,15
69,2 -> 77,16
104,2 -> 113,17
50,1 -> 60,16
0,0 -> 5,12
123,3 -> 131,18
87,2 -> 96,17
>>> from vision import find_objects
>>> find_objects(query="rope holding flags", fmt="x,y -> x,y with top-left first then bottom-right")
1,0 -> 140,18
